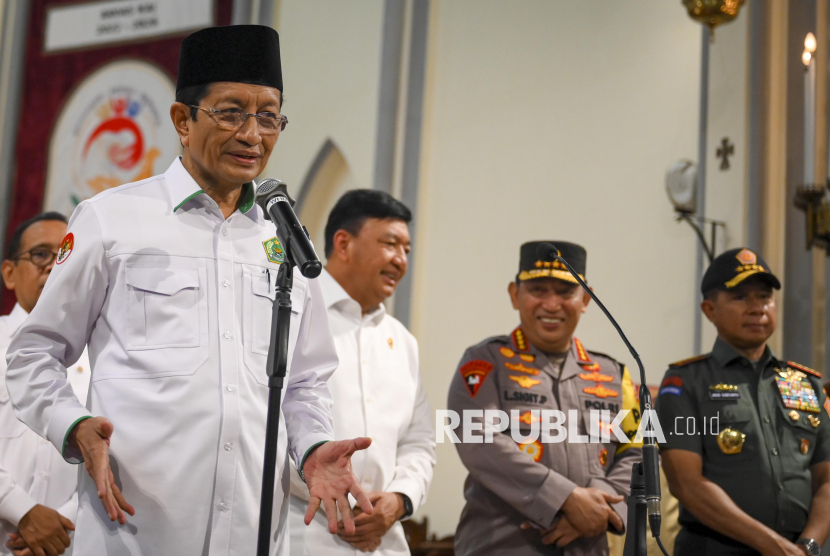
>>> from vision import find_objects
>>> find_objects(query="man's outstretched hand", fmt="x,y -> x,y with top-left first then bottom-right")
68,417 -> 135,524
302,438 -> 373,535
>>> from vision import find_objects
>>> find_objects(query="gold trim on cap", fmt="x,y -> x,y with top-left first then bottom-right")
725,268 -> 766,289
518,268 -> 583,283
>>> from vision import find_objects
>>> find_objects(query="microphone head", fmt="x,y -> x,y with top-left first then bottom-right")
535,242 -> 560,262
255,179 -> 295,219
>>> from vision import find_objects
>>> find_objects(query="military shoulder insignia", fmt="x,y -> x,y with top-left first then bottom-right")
460,360 -> 493,397
573,338 -> 602,372
509,375 -> 541,389
669,354 -> 708,367
262,237 -> 285,264
788,361 -> 821,378
511,328 -> 529,351
56,233 -> 74,265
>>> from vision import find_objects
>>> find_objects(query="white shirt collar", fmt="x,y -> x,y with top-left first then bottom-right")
165,157 -> 256,214
6,303 -> 28,335
319,268 -> 386,323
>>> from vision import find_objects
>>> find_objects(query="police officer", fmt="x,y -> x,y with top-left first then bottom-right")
448,241 -> 642,556
657,248 -> 830,556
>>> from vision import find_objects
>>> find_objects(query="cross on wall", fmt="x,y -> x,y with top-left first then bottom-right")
716,137 -> 734,170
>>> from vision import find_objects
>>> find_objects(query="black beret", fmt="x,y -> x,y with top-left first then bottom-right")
177,25 -> 283,93
701,247 -> 781,295
517,241 -> 586,284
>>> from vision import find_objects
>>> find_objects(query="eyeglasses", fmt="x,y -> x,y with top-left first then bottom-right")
14,247 -> 57,268
189,105 -> 288,134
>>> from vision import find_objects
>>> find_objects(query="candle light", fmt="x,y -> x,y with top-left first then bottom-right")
805,33 -> 816,184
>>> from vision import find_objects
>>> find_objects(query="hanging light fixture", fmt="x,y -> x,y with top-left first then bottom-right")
682,0 -> 746,38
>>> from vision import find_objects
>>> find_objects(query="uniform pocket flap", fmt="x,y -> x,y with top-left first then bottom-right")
126,266 -> 200,295
721,404 -> 753,423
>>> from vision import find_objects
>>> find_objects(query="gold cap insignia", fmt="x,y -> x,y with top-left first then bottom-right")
735,248 -> 757,265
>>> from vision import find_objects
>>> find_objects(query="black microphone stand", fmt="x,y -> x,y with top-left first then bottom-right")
537,245 -> 669,556
256,244 -> 295,556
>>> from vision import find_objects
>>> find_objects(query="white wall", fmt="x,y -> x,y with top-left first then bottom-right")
410,0 -> 706,535
264,0 -> 385,198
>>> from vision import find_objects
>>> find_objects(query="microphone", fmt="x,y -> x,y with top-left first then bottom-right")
535,243 -> 663,541
255,179 -> 322,278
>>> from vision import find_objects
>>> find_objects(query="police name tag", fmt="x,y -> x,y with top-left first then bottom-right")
709,384 -> 740,400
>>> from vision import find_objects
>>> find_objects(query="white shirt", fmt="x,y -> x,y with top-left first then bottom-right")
288,270 -> 435,556
0,304 -> 90,555
5,158 -> 338,556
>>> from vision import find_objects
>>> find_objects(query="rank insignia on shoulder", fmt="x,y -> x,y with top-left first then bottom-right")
460,360 -> 494,397
500,347 -> 515,358
709,384 -> 741,400
788,361 -> 822,378
583,384 -> 619,399
511,328 -> 529,352
505,362 -> 540,376
516,439 -> 544,462
509,375 -> 541,389
579,371 -> 613,383
262,237 -> 285,264
670,354 -> 707,367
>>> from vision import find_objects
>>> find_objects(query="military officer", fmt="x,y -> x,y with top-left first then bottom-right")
448,241 -> 642,556
657,248 -> 830,556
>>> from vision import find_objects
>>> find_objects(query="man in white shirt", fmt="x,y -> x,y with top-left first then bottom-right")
5,26 -> 371,556
289,190 -> 435,555
1,212 -> 90,556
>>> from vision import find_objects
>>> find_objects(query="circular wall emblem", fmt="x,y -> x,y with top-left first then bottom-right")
56,233 -> 74,265
44,60 -> 181,217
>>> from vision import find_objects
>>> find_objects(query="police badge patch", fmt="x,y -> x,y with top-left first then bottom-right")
56,233 -> 74,265
460,360 -> 494,397
262,237 -> 285,264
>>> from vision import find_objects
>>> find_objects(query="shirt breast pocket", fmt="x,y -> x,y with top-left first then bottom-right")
702,401 -> 755,462
121,264 -> 209,378
776,403 -> 820,465
243,267 -> 306,386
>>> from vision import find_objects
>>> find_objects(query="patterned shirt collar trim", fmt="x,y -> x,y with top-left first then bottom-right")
168,157 -> 255,214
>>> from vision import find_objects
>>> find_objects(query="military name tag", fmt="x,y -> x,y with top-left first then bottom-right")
776,369 -> 820,413
709,384 -> 740,400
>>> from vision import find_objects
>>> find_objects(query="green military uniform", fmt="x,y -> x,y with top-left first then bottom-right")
655,248 -> 830,555
448,242 -> 643,556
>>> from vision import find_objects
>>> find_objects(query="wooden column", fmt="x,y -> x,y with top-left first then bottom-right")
813,0 -> 827,373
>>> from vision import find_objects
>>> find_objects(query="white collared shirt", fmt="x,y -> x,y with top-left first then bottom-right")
5,158 -> 338,556
288,270 -> 435,556
0,303 -> 90,554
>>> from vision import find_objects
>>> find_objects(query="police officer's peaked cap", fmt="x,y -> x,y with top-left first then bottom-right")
701,247 -> 781,295
177,25 -> 283,93
517,241 -> 586,284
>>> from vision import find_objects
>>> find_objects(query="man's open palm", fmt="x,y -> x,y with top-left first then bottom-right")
302,438 -> 373,535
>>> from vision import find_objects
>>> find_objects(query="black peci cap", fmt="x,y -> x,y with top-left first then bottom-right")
517,241 -> 586,284
177,25 -> 283,93
701,247 -> 781,295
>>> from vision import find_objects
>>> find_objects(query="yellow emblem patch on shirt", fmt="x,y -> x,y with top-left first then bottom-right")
505,362 -> 540,376
583,384 -> 619,399
579,371 -> 613,383
508,375 -> 541,389
516,439 -> 544,462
